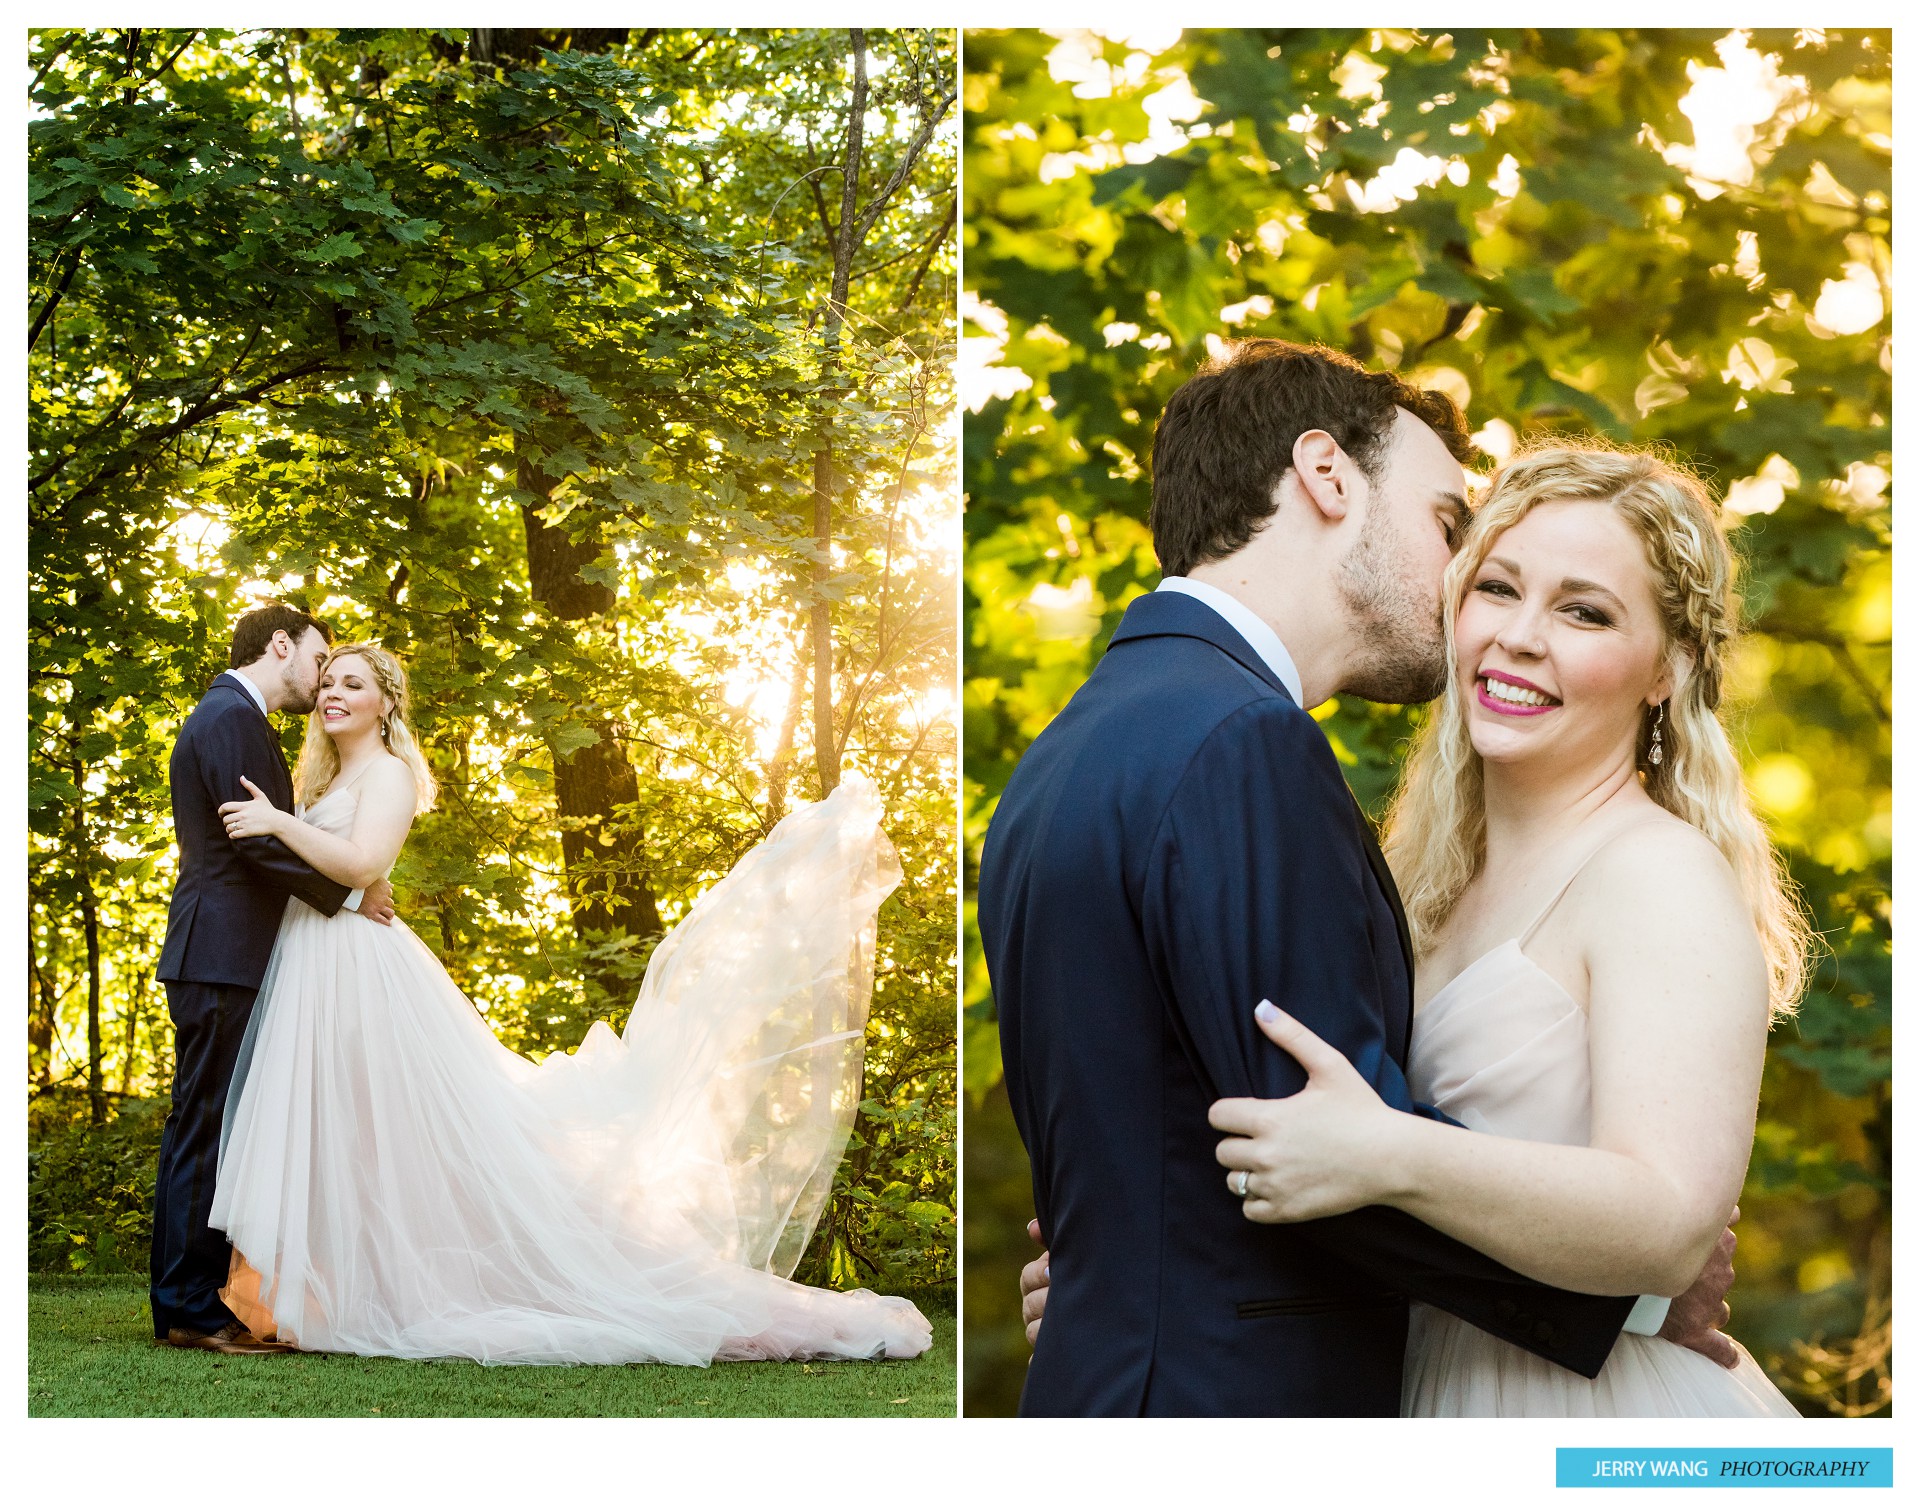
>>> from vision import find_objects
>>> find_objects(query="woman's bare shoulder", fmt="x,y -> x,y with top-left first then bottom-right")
362,753 -> 418,800
1592,808 -> 1730,877
1578,809 -> 1752,949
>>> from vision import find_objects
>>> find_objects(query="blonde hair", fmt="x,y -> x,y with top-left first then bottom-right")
293,640 -> 438,813
1383,441 -> 1810,1020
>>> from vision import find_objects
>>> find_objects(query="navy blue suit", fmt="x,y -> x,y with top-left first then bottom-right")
150,678 -> 350,1337
978,591 -> 1634,1415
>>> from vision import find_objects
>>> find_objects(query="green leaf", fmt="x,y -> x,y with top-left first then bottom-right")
304,231 -> 363,263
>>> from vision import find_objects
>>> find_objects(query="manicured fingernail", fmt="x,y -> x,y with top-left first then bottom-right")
1255,1000 -> 1279,1022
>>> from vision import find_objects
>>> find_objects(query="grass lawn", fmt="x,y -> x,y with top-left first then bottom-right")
28,1275 -> 957,1418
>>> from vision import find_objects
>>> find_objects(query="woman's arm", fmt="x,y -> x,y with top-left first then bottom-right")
1214,825 -> 1770,1297
219,759 -> 416,891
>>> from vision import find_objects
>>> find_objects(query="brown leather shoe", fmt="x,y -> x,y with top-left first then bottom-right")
161,1321 -> 297,1355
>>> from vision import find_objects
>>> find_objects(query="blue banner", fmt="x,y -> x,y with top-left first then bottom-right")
1557,1449 -> 1892,1488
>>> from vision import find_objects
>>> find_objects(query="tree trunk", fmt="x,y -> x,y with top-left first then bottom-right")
121,959 -> 147,1095
28,952 -> 55,1087
519,453 -> 616,621
804,32 -> 952,793
69,760 -> 105,1125
764,620 -> 813,824
515,447 -> 663,1004
808,29 -> 870,796
809,447 -> 841,794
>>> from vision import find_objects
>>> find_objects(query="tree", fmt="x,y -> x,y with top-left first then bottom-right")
29,26 -> 956,1294
962,26 -> 1890,1414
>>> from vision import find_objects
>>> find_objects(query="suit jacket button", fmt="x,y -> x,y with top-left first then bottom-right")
1497,1299 -> 1518,1320
1534,1320 -> 1558,1346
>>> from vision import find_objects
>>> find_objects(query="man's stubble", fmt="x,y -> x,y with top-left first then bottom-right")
1335,495 -> 1450,707
280,658 -> 320,716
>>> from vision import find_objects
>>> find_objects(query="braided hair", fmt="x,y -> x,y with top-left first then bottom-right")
293,641 -> 439,813
1384,441 -> 1809,1020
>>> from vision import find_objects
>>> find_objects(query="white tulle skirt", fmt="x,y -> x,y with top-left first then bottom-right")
209,777 -> 931,1366
1403,1305 -> 1800,1416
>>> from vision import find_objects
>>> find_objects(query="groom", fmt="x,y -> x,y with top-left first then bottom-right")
150,603 -> 395,1353
977,341 -> 1728,1416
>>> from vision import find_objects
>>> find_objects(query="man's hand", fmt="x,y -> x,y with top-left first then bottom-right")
357,876 -> 397,927
1019,1218 -> 1050,1347
1659,1207 -> 1740,1369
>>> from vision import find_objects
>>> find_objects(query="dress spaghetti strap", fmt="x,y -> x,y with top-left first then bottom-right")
1516,816 -> 1673,946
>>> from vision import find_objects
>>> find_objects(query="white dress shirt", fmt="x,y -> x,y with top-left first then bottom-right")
1154,575 -> 1306,707
221,668 -> 269,715
220,669 -> 363,912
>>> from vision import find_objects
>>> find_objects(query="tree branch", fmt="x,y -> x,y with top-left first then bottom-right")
142,30 -> 198,87
41,355 -> 340,510
27,357 -> 148,491
849,200 -> 952,280
419,231 -> 643,316
28,31 -> 81,95
27,255 -> 81,352
848,83 -> 957,248
897,207 -> 953,314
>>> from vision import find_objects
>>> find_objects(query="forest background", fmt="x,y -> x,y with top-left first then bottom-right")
29,26 -> 958,1300
963,27 -> 1890,1416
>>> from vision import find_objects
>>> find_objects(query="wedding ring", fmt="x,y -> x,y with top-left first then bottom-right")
1231,1169 -> 1252,1199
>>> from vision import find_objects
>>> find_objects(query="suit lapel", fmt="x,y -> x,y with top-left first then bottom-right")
1116,592 -> 1418,1055
1348,790 -> 1416,1060
207,678 -> 296,809
261,716 -> 295,808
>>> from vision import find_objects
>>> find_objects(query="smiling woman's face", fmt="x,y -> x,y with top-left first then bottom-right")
1453,499 -> 1673,774
316,653 -> 390,742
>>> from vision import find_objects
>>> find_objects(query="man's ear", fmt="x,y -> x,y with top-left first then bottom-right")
268,629 -> 294,662
1291,429 -> 1355,523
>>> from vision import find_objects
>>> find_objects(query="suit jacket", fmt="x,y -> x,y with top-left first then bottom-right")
156,678 -> 351,990
977,590 -> 1634,1416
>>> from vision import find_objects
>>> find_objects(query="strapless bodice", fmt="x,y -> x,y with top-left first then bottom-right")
297,782 -> 359,835
293,783 -> 392,883
1408,941 -> 1591,1147
1402,936 -> 1801,1417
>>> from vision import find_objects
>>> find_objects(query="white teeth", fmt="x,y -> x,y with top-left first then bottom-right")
1483,678 -> 1554,707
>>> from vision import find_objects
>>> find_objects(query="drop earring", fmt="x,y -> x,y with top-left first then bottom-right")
1648,701 -> 1665,766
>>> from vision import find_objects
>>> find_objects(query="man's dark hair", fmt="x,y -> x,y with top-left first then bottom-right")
1148,339 -> 1474,576
228,602 -> 332,669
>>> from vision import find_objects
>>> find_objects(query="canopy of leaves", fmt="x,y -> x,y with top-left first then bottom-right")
963,27 -> 1889,1414
29,26 -> 957,1296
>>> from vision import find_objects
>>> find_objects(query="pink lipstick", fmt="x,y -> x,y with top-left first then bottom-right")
1475,669 -> 1561,718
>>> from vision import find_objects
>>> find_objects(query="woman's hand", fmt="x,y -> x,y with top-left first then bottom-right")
1209,1000 -> 1407,1222
218,775 -> 289,842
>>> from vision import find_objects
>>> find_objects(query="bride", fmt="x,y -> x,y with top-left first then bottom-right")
1024,444 -> 1804,1416
1211,444 -> 1803,1415
208,641 -> 931,1365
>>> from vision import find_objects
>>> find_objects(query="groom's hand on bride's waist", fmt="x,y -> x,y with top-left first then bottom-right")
1657,1209 -> 1740,1369
354,875 -> 397,926
1020,1218 -> 1050,1347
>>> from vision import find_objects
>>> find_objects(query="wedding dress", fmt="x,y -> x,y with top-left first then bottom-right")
209,775 -> 931,1365
1401,839 -> 1799,1417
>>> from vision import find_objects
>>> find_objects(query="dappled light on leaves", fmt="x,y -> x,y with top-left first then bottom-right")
962,25 -> 1888,1417
29,26 -> 956,1299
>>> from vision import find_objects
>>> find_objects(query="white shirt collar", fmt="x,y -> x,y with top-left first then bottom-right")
221,668 -> 270,717
1154,576 -> 1306,708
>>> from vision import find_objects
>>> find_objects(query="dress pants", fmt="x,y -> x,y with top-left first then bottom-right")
150,980 -> 255,1337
